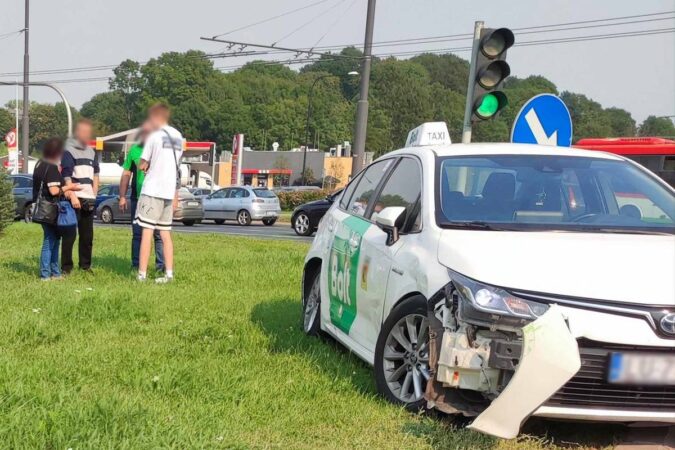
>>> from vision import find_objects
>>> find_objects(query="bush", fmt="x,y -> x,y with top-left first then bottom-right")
0,168 -> 15,233
277,189 -> 331,211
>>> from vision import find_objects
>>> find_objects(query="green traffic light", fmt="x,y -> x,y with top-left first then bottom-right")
477,93 -> 499,117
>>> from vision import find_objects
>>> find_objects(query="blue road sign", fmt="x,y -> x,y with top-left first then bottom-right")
511,94 -> 573,147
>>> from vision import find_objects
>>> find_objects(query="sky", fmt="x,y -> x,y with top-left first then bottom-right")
0,0 -> 673,127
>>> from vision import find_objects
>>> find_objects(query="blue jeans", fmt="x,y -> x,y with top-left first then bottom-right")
130,197 -> 164,271
40,224 -> 61,279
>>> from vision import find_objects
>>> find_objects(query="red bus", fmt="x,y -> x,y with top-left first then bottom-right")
575,137 -> 675,187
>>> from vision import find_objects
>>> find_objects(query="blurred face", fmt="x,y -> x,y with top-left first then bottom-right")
147,109 -> 169,129
75,122 -> 93,144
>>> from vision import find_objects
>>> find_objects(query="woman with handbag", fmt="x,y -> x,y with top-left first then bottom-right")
32,138 -> 81,281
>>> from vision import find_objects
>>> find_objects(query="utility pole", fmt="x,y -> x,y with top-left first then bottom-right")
21,0 -> 30,173
351,0 -> 376,176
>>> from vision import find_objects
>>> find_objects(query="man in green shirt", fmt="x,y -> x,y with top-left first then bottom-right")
119,125 -> 164,271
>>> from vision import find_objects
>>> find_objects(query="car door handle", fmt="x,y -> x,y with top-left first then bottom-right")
327,222 -> 334,232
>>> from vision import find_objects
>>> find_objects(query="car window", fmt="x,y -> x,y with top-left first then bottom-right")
111,186 -> 119,196
231,188 -> 245,199
339,173 -> 362,210
13,177 -> 30,188
370,157 -> 422,231
346,159 -> 396,218
98,186 -> 110,196
253,188 -> 276,198
211,189 -> 227,199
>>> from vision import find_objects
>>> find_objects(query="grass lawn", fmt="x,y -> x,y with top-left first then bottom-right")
0,223 -> 623,449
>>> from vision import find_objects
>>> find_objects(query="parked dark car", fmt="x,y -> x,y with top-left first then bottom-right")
290,189 -> 342,236
95,184 -> 120,209
10,174 -> 33,222
96,188 -> 204,226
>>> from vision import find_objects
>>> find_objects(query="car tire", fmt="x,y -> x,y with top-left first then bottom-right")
374,295 -> 430,411
293,212 -> 313,236
100,206 -> 114,224
23,203 -> 33,223
262,218 -> 277,226
182,220 -> 195,226
302,268 -> 321,336
214,219 -> 225,225
237,209 -> 252,226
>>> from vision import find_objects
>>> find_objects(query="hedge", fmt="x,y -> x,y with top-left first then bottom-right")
277,190 -> 331,211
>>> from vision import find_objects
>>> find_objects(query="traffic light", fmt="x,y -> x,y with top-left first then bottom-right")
470,27 -> 514,121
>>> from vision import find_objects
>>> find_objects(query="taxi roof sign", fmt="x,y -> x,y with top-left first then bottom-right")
405,122 -> 452,147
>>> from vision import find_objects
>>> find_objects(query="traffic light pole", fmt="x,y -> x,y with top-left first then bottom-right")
351,0 -> 376,177
461,21 -> 483,144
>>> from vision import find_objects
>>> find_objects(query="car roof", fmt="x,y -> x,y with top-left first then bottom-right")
383,143 -> 625,161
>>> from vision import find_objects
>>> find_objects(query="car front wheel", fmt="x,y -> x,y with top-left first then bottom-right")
302,269 -> 321,336
262,218 -> 276,226
182,220 -> 195,226
293,212 -> 312,236
214,219 -> 225,225
374,295 -> 430,410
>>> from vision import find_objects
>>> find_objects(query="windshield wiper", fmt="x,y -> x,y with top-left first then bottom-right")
444,221 -> 512,231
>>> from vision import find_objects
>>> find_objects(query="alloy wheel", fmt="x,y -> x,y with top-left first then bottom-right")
294,213 -> 310,235
382,314 -> 430,403
303,274 -> 321,333
237,210 -> 251,225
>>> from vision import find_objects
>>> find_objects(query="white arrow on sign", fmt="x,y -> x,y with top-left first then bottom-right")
525,108 -> 558,146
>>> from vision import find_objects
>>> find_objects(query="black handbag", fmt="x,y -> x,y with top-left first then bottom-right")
31,162 -> 58,225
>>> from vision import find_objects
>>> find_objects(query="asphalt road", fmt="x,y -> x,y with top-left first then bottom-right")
96,220 -> 314,242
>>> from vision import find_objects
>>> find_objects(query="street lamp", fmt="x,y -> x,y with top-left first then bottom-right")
301,74 -> 331,186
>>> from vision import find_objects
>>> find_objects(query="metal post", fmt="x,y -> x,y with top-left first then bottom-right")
462,21 -> 483,144
351,0 -> 376,176
1,81 -> 73,137
21,0 -> 29,173
210,143 -> 217,193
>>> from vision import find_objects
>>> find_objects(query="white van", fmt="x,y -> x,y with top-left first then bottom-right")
301,123 -> 675,438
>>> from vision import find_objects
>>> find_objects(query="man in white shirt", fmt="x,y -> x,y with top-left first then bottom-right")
134,103 -> 183,283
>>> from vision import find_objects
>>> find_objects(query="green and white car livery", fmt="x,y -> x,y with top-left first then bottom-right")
301,122 -> 675,439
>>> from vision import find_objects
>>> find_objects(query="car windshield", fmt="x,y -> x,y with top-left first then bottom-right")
437,154 -> 675,234
253,189 -> 276,198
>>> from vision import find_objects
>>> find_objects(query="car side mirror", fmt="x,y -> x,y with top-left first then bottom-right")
375,206 -> 406,246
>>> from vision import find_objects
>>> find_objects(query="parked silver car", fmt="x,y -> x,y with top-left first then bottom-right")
96,188 -> 204,226
203,186 -> 280,226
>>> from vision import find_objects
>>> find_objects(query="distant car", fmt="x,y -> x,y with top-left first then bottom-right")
203,186 -> 280,226
95,184 -> 119,209
96,188 -> 204,226
291,189 -> 342,236
10,174 -> 33,222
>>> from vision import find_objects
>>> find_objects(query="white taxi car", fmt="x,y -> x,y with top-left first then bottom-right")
301,123 -> 675,438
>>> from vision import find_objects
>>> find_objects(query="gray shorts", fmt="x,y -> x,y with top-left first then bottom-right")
134,194 -> 173,231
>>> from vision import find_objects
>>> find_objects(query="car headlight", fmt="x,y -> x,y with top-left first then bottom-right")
449,270 -> 549,322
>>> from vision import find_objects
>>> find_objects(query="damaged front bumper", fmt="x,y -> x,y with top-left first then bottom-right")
423,279 -> 675,439
467,305 -> 580,438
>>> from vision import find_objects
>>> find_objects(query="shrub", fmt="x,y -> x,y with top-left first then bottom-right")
277,189 -> 331,211
0,168 -> 15,233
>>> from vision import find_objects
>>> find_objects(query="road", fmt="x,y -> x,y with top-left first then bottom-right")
96,221 -> 313,242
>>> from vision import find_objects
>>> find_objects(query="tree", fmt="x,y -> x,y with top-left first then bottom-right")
638,116 -> 675,137
605,108 -> 636,137
0,168 -> 14,233
81,92 -> 130,135
0,107 -> 13,135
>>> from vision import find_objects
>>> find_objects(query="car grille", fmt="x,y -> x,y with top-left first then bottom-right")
546,340 -> 675,411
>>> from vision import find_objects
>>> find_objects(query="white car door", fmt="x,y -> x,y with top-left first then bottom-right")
321,158 -> 398,360
204,188 -> 228,220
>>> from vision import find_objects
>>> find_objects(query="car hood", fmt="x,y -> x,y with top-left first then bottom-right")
437,229 -> 675,306
300,199 -> 330,209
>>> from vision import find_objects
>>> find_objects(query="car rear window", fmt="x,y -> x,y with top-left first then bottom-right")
253,189 -> 276,198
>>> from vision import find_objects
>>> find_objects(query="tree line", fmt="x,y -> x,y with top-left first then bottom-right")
1,47 -> 674,158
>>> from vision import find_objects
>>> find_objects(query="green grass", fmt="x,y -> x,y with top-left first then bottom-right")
0,223 -> 623,449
